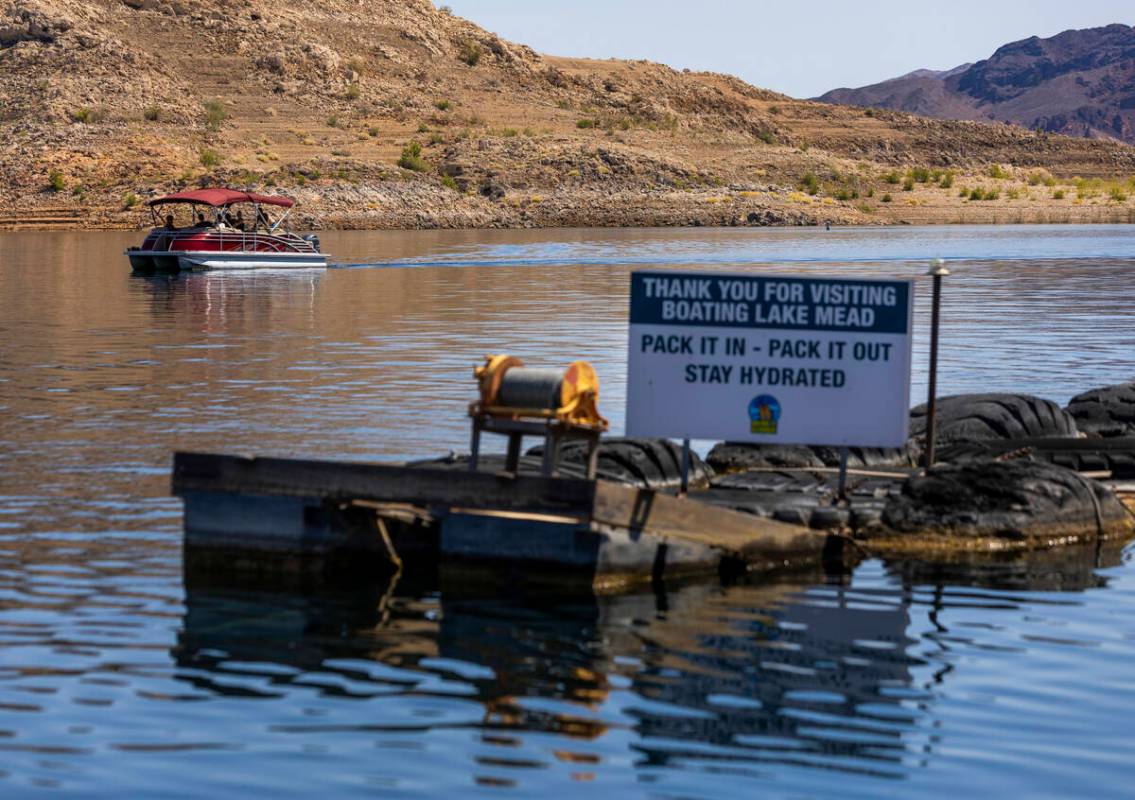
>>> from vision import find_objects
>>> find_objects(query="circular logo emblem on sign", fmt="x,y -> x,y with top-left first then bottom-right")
748,395 -> 781,434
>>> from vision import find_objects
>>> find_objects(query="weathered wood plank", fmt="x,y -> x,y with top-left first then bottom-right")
590,481 -> 827,566
172,452 -> 596,513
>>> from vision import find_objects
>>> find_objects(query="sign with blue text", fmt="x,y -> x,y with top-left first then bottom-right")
626,270 -> 913,447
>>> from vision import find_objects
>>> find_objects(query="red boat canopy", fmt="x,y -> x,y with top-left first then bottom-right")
147,188 -> 295,208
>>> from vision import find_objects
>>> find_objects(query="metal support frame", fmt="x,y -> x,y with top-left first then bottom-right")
468,415 -> 602,479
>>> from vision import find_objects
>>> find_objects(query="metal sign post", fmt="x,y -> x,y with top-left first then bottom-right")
679,438 -> 691,497
836,446 -> 850,501
924,259 -> 949,469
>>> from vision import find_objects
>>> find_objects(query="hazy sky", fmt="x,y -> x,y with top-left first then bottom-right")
442,1 -> 1133,98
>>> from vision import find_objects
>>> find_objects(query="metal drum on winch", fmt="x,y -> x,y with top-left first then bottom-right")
497,368 -> 565,412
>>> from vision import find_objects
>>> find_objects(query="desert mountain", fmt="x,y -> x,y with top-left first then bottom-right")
818,24 -> 1135,144
2,1 -> 1134,229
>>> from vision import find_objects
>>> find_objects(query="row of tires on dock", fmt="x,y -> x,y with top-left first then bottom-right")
416,382 -> 1135,545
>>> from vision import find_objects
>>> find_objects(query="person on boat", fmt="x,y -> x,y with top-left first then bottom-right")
164,214 -> 177,230
195,212 -> 207,227
234,209 -> 246,231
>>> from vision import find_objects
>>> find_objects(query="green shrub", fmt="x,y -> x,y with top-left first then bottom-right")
882,171 -> 901,185
864,108 -> 875,117
143,106 -> 163,122
458,40 -> 482,66
440,174 -> 458,191
203,100 -> 227,132
909,166 -> 931,183
398,141 -> 429,172
881,193 -> 893,203
576,118 -> 597,129
427,132 -> 444,145
434,99 -> 451,111
800,172 -> 820,195
988,163 -> 1009,179
71,106 -> 105,124
768,105 -> 780,115
1110,186 -> 1128,202
417,121 -> 431,133
499,127 -> 518,137
327,114 -> 340,128
367,126 -> 380,137
939,172 -> 954,189
756,130 -> 775,145
345,83 -> 361,101
199,148 -> 221,167
983,188 -> 1000,201
1052,189 -> 1066,200
47,169 -> 65,192
968,187 -> 984,201
902,178 -> 914,191
123,192 -> 139,209
346,57 -> 366,76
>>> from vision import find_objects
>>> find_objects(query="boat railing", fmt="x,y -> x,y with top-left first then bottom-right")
147,228 -> 316,254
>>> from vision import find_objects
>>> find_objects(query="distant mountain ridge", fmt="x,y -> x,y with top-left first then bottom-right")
818,24 -> 1135,144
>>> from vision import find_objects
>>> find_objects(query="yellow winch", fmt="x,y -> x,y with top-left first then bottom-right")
468,355 -> 608,478
471,355 -> 609,430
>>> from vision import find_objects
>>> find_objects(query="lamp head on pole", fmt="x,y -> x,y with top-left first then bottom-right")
928,258 -> 950,278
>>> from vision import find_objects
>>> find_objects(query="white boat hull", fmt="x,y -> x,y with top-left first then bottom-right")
176,251 -> 328,270
127,249 -> 328,271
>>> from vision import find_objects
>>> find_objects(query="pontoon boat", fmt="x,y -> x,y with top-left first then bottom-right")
125,188 -> 327,272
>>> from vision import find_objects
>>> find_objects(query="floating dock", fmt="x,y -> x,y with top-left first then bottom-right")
172,452 -> 837,591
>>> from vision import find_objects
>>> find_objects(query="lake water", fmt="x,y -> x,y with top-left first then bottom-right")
1,224 -> 1134,797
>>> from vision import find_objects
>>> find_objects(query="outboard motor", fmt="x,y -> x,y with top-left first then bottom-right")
302,234 -> 321,252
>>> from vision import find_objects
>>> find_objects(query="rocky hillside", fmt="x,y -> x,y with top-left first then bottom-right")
3,1 -> 1135,230
819,25 -> 1135,144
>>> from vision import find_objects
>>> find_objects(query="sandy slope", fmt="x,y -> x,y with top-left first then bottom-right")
2,0 -> 1134,230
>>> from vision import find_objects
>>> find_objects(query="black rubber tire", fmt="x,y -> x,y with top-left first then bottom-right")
1065,382 -> 1135,438
706,442 -> 915,473
880,459 -> 1130,538
909,393 -> 1078,445
411,439 -> 712,489
528,437 -> 713,490
936,436 -> 1135,479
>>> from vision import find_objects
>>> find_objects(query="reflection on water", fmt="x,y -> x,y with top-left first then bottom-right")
2,225 -> 1135,796
160,539 -> 1132,797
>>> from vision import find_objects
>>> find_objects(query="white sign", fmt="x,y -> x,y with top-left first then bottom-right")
626,270 -> 913,447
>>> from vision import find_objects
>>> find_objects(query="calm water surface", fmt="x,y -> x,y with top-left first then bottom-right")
1,225 -> 1134,797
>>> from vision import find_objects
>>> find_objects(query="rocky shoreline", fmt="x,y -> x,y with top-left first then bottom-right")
5,180 -> 1135,232
5,1 -> 1135,234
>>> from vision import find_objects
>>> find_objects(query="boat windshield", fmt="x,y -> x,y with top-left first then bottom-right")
151,204 -> 212,231
150,202 -> 290,233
